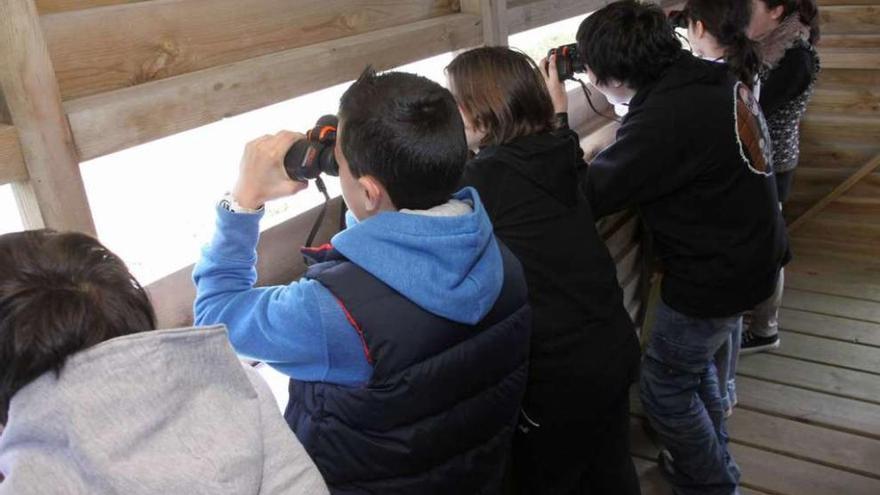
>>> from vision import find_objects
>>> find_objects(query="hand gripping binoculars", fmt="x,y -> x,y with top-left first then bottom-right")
283,114 -> 339,182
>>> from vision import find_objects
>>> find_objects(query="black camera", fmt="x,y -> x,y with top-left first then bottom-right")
548,43 -> 585,81
668,9 -> 689,29
283,114 -> 339,182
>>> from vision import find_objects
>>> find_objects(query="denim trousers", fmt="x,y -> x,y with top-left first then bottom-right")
640,299 -> 742,495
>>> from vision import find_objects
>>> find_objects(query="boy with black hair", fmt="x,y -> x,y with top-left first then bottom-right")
555,2 -> 788,494
193,68 -> 531,494
0,230 -> 326,495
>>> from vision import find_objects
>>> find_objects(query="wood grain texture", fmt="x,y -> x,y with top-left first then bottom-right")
41,0 -> 458,99
0,124 -> 27,185
0,0 -> 95,233
65,14 -> 482,161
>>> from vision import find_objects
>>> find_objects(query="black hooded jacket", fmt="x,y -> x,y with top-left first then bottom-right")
463,130 -> 640,424
586,52 -> 789,318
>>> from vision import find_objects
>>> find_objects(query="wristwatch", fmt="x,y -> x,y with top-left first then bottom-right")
219,194 -> 264,214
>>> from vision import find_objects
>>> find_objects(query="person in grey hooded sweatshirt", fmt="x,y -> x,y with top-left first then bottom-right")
0,229 -> 327,495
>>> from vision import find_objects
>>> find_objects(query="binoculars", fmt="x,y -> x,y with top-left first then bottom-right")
283,114 -> 339,182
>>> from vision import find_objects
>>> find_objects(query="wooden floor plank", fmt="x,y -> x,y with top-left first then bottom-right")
737,376 -> 880,438
633,458 -> 773,495
633,394 -> 880,479
727,408 -> 880,479
633,457 -> 670,495
631,417 -> 829,494
786,271 -> 880,302
730,443 -> 880,495
782,287 -> 880,323
770,331 -> 880,374
738,353 -> 880,404
780,307 -> 880,347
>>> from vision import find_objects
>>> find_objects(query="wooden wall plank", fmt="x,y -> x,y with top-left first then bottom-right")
819,5 -> 880,35
0,0 -> 95,234
507,0 -> 606,34
808,86 -> 880,116
818,47 -> 880,70
65,14 -> 482,161
818,33 -> 880,48
815,68 -> 880,88
147,198 -> 343,329
801,113 -> 880,145
35,0 -> 148,14
0,124 -> 28,185
42,0 -> 458,100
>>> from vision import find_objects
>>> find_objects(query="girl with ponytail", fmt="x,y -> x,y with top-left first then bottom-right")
683,0 -> 762,88
742,0 -> 820,355
672,0 -> 776,419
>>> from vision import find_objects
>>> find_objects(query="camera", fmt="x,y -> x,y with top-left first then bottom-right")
548,43 -> 585,81
283,114 -> 339,182
668,9 -> 689,29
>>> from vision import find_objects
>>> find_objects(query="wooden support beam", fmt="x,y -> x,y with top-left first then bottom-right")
35,0 -> 146,14
0,92 -> 11,123
42,0 -> 459,100
461,0 -> 509,46
0,124 -> 28,185
507,0 -> 606,34
789,152 -> 880,234
65,13 -> 482,161
0,0 -> 95,234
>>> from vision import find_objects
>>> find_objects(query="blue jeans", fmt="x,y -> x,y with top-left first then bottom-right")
715,325 -> 741,413
640,300 -> 742,495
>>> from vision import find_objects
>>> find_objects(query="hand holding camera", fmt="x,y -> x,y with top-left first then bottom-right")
540,52 -> 569,114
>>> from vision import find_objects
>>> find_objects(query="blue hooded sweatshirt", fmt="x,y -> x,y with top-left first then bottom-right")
193,187 -> 503,386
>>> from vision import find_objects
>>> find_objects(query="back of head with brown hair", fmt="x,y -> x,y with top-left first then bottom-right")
446,46 -> 556,147
0,230 -> 155,423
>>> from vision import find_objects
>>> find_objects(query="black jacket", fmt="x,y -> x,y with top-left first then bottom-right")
286,245 -> 530,494
586,51 -> 789,318
463,130 -> 639,424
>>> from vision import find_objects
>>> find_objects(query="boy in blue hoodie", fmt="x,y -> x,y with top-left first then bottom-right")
193,69 -> 531,494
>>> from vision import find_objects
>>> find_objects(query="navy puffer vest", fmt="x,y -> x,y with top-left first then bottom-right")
284,244 -> 531,494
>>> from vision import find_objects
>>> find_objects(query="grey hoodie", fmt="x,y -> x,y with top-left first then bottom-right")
0,326 -> 327,495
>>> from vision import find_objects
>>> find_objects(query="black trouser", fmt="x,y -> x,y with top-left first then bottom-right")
511,388 -> 641,495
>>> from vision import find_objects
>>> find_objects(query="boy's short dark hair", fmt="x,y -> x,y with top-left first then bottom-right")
576,0 -> 682,90
0,230 -> 155,423
338,67 -> 468,211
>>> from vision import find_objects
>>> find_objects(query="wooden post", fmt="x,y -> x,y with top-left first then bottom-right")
461,0 -> 508,46
0,0 -> 96,234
